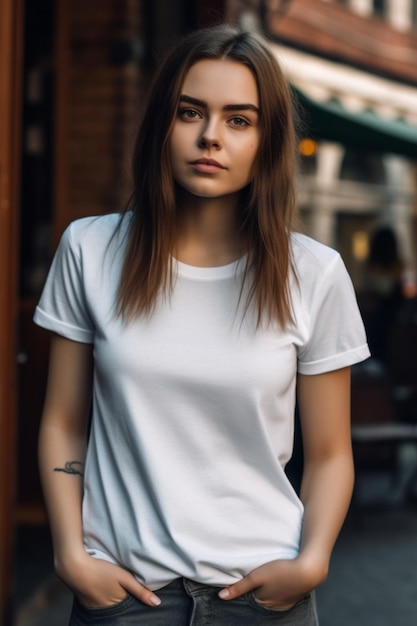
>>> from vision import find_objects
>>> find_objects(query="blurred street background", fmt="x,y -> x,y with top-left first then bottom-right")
1,0 -> 417,624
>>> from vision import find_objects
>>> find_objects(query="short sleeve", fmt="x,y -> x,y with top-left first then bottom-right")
297,254 -> 370,375
33,223 -> 95,343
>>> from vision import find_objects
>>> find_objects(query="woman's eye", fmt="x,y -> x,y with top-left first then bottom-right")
229,116 -> 249,127
179,108 -> 201,120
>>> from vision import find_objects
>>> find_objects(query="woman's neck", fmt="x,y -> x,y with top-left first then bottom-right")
174,194 -> 246,267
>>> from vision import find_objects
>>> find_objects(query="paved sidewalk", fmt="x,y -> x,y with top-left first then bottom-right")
317,507 -> 417,626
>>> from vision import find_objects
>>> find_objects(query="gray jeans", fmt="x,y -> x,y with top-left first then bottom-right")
69,578 -> 319,625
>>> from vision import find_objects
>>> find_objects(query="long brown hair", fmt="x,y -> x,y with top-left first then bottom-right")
117,24 -> 299,327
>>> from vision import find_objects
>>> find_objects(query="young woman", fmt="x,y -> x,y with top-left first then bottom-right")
35,25 -> 370,625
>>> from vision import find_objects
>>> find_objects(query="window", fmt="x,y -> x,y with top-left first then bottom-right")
373,0 -> 385,16
413,0 -> 417,27
339,149 -> 386,185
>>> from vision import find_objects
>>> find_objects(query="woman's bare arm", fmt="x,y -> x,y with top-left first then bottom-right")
38,334 -> 93,572
296,367 -> 354,578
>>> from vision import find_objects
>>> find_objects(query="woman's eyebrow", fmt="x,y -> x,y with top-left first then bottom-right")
179,94 -> 259,113
179,95 -> 207,108
223,103 -> 259,113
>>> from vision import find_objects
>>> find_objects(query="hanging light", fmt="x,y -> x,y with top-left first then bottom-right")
299,138 -> 317,157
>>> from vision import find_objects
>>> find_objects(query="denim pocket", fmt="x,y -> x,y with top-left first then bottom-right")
249,591 -> 310,614
73,593 -> 137,618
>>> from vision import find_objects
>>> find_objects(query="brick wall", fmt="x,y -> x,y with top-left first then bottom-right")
229,0 -> 417,85
66,0 -> 146,220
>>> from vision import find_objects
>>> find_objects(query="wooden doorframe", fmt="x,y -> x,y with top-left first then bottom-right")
53,0 -> 70,245
0,0 -> 23,623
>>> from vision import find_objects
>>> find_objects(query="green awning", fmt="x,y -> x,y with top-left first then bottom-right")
294,87 -> 417,158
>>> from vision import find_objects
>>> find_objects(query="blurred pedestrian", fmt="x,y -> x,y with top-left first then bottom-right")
358,225 -> 406,366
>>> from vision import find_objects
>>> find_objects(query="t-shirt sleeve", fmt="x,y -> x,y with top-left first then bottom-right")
297,253 -> 370,375
33,223 -> 95,343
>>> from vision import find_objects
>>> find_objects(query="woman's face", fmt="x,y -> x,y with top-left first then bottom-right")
169,59 -> 260,201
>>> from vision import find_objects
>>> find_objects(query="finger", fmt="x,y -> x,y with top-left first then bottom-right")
122,575 -> 161,607
218,573 -> 259,601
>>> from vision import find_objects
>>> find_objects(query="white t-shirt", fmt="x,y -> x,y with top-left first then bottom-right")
34,213 -> 369,590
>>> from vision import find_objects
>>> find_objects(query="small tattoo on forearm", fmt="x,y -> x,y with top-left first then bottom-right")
54,461 -> 84,477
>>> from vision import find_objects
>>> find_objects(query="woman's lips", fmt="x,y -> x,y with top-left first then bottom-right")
190,158 -> 226,173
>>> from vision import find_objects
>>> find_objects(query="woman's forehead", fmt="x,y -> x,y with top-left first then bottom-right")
180,59 -> 259,107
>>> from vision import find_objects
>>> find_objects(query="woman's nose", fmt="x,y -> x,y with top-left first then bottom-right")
198,119 -> 222,149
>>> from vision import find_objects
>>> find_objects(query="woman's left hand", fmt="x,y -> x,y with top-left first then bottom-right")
218,556 -> 325,610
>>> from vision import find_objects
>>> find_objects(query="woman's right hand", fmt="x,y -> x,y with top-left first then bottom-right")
56,552 -> 161,608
